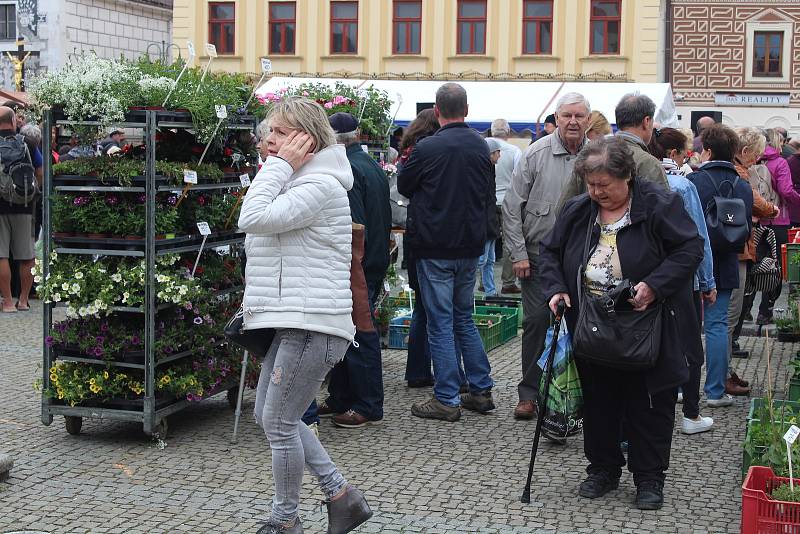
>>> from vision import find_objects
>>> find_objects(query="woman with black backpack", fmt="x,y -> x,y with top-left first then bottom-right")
687,124 -> 754,408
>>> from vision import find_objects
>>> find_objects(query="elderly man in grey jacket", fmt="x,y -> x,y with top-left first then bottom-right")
501,92 -> 590,421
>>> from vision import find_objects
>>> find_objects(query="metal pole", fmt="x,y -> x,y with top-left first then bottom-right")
232,350 -> 249,443
41,109 -> 53,426
144,110 -> 157,436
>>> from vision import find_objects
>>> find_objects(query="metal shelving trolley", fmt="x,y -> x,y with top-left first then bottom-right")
40,109 -> 257,437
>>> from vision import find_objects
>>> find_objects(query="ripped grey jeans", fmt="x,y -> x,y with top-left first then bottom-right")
254,328 -> 351,524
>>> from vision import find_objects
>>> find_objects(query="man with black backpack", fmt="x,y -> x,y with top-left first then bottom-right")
0,106 -> 41,313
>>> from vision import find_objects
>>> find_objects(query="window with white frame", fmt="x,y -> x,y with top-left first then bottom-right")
0,4 -> 15,41
745,19 -> 793,83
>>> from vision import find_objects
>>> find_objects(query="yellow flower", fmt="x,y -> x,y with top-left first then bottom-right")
89,378 -> 96,385
103,371 -> 109,379
57,389 -> 64,399
49,366 -> 57,373
161,375 -> 171,384
89,385 -> 98,393
50,373 -> 58,382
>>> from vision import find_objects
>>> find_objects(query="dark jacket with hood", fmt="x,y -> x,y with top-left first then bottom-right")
538,178 -> 703,394
397,122 -> 492,259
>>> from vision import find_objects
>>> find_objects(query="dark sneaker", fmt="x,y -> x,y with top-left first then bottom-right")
635,480 -> 664,510
513,400 -> 537,420
756,313 -> 773,325
407,378 -> 434,388
459,383 -> 470,394
460,391 -> 496,414
411,396 -> 461,422
324,485 -> 372,534
578,472 -> 619,499
318,400 -> 338,418
332,410 -> 383,429
256,517 -> 303,533
502,284 -> 522,294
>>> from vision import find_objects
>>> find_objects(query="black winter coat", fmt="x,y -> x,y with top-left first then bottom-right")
538,179 -> 704,394
397,122 -> 492,259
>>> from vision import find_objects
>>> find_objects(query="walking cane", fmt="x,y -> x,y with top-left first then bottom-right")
521,299 -> 566,504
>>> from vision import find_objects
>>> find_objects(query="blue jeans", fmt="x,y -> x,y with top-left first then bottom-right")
416,257 -> 494,406
405,294 -> 433,382
703,288 -> 732,400
478,240 -> 497,296
301,400 -> 319,426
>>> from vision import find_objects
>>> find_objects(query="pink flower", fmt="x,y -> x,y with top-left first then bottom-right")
333,95 -> 347,105
324,102 -> 334,109
302,91 -> 309,96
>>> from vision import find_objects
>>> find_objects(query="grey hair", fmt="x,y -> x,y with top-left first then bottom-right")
20,124 -> 41,147
264,95 -> 336,153
335,131 -> 360,145
573,136 -> 636,184
615,93 -> 656,130
735,127 -> 766,159
490,118 -> 511,138
555,92 -> 591,114
435,82 -> 468,119
256,118 -> 270,141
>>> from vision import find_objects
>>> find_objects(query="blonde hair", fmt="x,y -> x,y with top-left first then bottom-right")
586,111 -> 612,138
763,128 -> 782,150
261,95 -> 336,153
678,128 -> 695,152
735,127 -> 766,160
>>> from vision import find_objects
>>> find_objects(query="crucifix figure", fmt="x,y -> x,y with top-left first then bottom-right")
6,38 -> 38,91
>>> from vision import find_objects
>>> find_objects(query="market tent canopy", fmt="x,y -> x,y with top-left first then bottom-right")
256,77 -> 678,132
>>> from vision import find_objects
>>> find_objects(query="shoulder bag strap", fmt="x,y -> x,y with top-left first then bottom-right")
577,209 -> 595,307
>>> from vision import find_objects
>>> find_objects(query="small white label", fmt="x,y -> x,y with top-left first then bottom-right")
187,40 -> 196,57
183,169 -> 198,184
786,425 -> 800,445
383,280 -> 391,292
196,222 -> 212,236
205,43 -> 218,57
239,173 -> 251,187
361,145 -> 369,153
261,58 -> 272,73
403,284 -> 412,293
215,105 -> 228,119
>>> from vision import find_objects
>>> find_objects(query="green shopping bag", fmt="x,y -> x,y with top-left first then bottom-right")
537,320 -> 584,438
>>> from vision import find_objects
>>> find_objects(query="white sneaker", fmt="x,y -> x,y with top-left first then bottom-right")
308,422 -> 320,438
677,392 -> 683,404
681,416 -> 714,434
706,395 -> 734,407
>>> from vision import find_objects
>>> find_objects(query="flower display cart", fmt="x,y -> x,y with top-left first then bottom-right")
39,109 -> 258,437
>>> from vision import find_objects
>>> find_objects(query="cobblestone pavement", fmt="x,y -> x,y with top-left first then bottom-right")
0,300 -> 793,534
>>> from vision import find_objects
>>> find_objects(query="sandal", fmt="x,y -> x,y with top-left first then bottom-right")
15,302 -> 30,311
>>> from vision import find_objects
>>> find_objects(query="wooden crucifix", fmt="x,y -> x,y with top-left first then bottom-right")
6,38 -> 39,91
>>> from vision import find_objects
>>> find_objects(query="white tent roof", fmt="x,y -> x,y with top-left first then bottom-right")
256,77 -> 678,130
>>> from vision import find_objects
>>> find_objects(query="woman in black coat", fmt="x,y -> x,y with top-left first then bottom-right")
539,136 -> 703,511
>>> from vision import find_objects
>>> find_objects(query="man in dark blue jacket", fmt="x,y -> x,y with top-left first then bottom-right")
397,82 -> 496,422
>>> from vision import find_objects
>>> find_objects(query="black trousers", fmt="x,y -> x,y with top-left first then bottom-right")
682,292 -> 704,420
577,358 -> 677,485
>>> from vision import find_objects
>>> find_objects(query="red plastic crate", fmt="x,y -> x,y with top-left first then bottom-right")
789,227 -> 800,244
742,466 -> 800,534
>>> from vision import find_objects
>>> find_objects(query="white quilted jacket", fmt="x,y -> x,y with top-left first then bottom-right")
238,145 -> 355,341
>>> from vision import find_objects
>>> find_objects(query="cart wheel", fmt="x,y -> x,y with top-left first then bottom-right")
64,416 -> 82,435
227,387 -> 239,409
150,418 -> 168,440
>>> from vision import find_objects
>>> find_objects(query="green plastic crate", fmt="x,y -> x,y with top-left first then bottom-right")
747,398 -> 800,422
474,313 -> 504,352
475,297 -> 523,328
474,305 -> 519,343
787,243 -> 800,282
789,379 -> 800,402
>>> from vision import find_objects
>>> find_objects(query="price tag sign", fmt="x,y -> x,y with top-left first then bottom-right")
196,222 -> 212,236
183,169 -> 198,184
215,105 -> 228,119
239,173 -> 251,187
785,425 -> 800,445
383,280 -> 391,292
361,145 -> 369,153
187,40 -> 196,57
205,43 -> 218,57
403,284 -> 412,293
261,58 -> 272,74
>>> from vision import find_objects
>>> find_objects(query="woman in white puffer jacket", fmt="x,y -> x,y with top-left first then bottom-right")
238,96 -> 372,534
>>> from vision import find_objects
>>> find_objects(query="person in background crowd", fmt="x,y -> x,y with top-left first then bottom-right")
756,128 -> 800,325
687,124 -> 754,408
648,127 -> 716,435
534,113 -> 557,141
398,108 -> 441,389
776,127 -> 794,158
99,128 -> 124,155
0,107 -> 41,313
502,92 -> 590,421
540,136 -> 703,510
397,82 -> 496,422
786,143 -> 800,227
586,111 -> 612,141
486,118 -> 522,295
319,112 -> 389,429
728,127 -> 777,381
390,126 -> 403,151
239,96 -> 372,534
693,116 -> 716,154
677,128 -> 699,172
477,138 -> 502,296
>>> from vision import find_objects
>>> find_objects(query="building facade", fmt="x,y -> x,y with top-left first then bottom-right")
0,0 -> 173,91
669,0 -> 800,132
173,0 -> 662,83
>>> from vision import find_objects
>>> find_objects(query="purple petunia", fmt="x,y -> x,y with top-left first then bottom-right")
186,393 -> 195,402
45,336 -> 55,347
100,323 -> 109,332
131,335 -> 141,345
95,336 -> 105,344
93,346 -> 104,357
193,317 -> 203,325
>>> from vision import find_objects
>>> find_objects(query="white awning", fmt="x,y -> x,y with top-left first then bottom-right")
256,77 -> 678,132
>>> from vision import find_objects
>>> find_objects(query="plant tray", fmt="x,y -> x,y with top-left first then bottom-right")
474,305 -> 519,343
748,398 -> 800,422
474,297 -> 524,328
742,466 -> 800,534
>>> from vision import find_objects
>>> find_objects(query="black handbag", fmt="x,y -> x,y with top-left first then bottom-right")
746,225 -> 781,294
223,306 -> 275,360
572,214 -> 663,370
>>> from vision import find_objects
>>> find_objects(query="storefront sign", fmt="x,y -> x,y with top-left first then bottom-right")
714,92 -> 790,106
